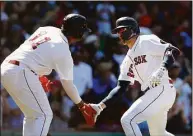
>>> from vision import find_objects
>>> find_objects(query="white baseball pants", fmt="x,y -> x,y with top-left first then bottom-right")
1,62 -> 53,136
120,81 -> 176,136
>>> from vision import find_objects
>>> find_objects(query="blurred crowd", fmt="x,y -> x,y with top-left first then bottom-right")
0,1 -> 192,135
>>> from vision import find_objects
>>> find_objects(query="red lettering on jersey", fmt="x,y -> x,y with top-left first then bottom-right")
138,56 -> 141,64
32,37 -> 51,49
29,31 -> 51,50
29,35 -> 39,42
127,72 -> 134,78
134,57 -> 138,65
127,64 -> 134,78
29,31 -> 47,42
134,55 -> 147,65
141,55 -> 147,63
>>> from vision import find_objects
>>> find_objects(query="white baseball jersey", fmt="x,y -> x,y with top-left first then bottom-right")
3,26 -> 73,80
118,34 -> 170,91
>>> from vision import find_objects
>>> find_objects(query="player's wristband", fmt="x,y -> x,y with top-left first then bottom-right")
76,100 -> 84,108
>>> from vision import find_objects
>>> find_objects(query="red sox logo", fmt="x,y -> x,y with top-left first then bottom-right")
127,55 -> 147,77
134,55 -> 147,65
127,64 -> 134,78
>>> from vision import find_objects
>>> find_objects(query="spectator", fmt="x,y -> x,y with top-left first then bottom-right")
61,47 -> 94,120
96,2 -> 116,35
72,48 -> 93,97
6,95 -> 23,129
48,80 -> 69,130
112,44 -> 127,66
91,61 -> 117,103
169,63 -> 192,130
167,93 -> 187,134
1,89 -> 23,129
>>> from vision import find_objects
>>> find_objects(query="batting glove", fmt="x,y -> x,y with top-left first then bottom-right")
39,76 -> 51,92
77,101 -> 97,126
149,67 -> 167,88
89,103 -> 103,123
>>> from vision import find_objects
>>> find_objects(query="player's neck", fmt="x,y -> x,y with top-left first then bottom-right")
126,36 -> 138,49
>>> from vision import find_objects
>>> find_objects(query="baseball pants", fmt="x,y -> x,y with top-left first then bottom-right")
120,80 -> 176,136
1,62 -> 53,136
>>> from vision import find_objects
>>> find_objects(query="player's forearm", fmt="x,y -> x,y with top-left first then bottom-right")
61,80 -> 82,104
161,45 -> 180,70
100,80 -> 130,109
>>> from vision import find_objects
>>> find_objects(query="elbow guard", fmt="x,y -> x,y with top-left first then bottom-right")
162,45 -> 181,69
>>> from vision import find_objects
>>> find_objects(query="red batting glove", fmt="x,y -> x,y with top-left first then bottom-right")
77,101 -> 97,126
39,76 -> 51,92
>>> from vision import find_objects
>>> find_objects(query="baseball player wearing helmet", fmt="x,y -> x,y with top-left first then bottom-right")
1,14 -> 96,136
89,17 -> 180,136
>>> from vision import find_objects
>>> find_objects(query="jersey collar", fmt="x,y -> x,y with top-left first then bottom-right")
130,35 -> 140,52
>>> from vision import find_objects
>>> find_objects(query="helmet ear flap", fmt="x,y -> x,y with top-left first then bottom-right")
130,28 -> 137,35
130,28 -> 134,34
119,27 -> 138,41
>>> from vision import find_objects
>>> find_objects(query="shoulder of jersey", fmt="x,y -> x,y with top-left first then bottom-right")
40,26 -> 68,44
139,34 -> 160,43
38,26 -> 60,32
138,34 -> 161,47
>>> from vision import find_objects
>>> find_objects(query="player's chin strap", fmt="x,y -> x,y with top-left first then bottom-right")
121,29 -> 139,43
128,33 -> 138,41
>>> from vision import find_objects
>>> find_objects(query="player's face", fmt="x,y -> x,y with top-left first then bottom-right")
117,28 -> 128,45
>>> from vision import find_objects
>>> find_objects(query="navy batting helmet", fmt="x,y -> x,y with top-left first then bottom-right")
61,14 -> 91,39
112,17 -> 140,41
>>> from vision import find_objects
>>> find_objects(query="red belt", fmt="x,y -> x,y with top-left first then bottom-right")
8,60 -> 37,75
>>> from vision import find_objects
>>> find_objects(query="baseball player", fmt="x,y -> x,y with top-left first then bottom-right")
89,17 -> 180,136
1,14 -> 96,136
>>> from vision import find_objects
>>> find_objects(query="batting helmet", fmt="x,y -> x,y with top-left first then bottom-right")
112,17 -> 140,41
61,14 -> 91,39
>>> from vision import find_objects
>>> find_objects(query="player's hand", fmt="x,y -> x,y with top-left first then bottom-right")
149,67 -> 167,88
39,76 -> 51,92
77,101 -> 97,126
89,103 -> 103,123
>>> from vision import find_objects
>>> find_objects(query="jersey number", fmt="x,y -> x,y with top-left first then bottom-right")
29,31 -> 51,49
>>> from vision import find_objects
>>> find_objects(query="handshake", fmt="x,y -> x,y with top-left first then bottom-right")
77,101 -> 105,126
39,76 -> 104,126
